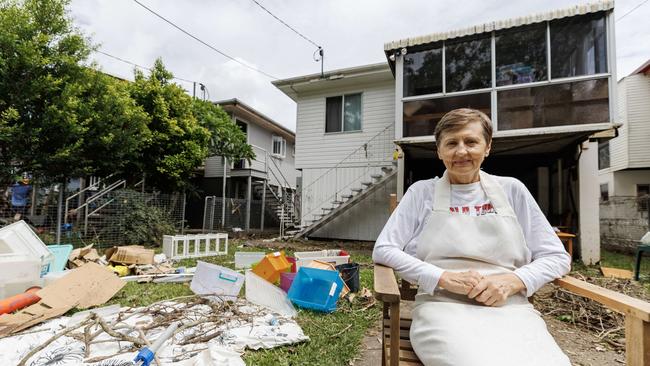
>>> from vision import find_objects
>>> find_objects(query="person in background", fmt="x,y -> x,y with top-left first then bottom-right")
10,175 -> 32,219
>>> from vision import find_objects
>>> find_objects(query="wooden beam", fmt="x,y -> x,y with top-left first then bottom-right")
390,302 -> 400,366
625,316 -> 650,366
374,264 -> 401,303
555,277 -> 650,321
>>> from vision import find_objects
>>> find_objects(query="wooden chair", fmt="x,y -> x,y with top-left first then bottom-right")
374,194 -> 650,366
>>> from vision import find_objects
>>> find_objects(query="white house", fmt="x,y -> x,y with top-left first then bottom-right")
599,60 -> 650,250
274,1 -> 617,264
193,99 -> 299,232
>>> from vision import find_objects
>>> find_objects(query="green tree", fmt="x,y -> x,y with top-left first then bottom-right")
0,0 -> 148,185
192,99 -> 254,163
127,59 -> 212,191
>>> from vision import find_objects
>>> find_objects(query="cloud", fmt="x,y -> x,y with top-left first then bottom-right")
69,0 -> 650,130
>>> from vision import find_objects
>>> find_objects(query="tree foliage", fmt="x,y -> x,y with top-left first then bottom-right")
192,99 -> 254,163
0,0 -> 255,191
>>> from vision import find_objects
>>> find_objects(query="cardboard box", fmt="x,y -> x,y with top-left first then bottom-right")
105,245 -> 154,265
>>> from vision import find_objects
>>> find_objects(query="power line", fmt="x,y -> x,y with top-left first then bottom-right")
250,0 -> 321,49
132,0 -> 279,80
616,0 -> 650,22
95,49 -> 198,84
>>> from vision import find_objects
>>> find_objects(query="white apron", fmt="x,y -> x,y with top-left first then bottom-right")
409,171 -> 570,366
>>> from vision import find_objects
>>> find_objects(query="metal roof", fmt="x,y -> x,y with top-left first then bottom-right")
384,0 -> 614,51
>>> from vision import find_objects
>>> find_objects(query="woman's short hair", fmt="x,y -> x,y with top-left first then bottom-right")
434,108 -> 493,145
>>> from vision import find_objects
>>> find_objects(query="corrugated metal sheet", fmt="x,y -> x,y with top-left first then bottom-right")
384,0 -> 614,50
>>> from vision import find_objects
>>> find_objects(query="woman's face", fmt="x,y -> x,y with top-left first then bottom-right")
436,121 -> 491,184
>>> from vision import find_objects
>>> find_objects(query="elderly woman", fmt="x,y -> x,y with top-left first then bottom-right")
372,108 -> 571,365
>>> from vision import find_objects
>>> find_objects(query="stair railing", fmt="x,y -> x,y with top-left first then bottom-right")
299,123 -> 395,225
64,174 -> 115,224
78,179 -> 127,235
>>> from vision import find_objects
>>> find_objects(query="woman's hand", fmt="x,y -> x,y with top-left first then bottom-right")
438,270 -> 483,295
467,273 -> 526,307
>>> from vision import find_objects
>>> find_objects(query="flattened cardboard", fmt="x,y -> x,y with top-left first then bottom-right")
105,245 -> 154,265
0,262 -> 125,336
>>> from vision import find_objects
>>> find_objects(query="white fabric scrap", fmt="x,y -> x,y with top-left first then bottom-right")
0,299 -> 308,366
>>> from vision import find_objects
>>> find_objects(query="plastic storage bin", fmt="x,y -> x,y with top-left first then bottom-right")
47,244 -> 73,272
286,256 -> 297,273
280,272 -> 297,293
0,220 -> 54,276
234,252 -> 266,269
0,253 -> 42,299
251,251 -> 292,283
245,270 -> 297,317
190,261 -> 244,301
294,249 -> 350,270
287,267 -> 344,313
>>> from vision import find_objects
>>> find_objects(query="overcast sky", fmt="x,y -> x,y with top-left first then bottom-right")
69,0 -> 650,132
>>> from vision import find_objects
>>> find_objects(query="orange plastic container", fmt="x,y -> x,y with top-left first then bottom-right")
251,251 -> 292,283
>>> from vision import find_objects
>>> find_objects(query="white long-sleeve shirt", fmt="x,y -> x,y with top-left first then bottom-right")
372,175 -> 571,297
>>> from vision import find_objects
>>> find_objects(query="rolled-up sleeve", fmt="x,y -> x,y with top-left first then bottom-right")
372,185 -> 444,295
511,180 -> 571,297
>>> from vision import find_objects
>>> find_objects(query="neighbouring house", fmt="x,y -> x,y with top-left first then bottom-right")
599,60 -> 650,251
187,99 -> 299,232
274,1 -> 618,264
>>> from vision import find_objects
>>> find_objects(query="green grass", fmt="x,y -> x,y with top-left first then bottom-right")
571,249 -> 650,293
99,239 -> 380,365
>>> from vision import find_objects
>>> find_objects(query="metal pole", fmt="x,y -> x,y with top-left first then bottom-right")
261,180 -> 266,231
29,183 -> 36,216
222,157 -> 227,228
180,192 -> 186,234
245,175 -> 252,231
56,180 -> 64,244
193,82 -> 196,99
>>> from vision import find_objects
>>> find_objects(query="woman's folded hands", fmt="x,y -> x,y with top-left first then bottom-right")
438,271 -> 526,307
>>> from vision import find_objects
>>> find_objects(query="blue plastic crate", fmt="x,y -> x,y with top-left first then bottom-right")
287,266 -> 344,313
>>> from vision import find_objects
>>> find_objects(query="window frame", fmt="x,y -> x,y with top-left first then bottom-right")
600,183 -> 609,202
271,135 -> 286,159
638,184 -> 650,212
325,92 -> 363,134
397,11 -> 613,138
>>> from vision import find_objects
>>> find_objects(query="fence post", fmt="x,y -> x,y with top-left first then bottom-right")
222,157 -> 227,229
261,180 -> 266,231
181,192 -> 186,234
56,180 -> 64,244
245,176 -> 252,231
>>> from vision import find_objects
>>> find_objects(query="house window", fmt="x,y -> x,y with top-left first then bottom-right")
550,12 -> 607,78
638,184 -> 650,211
272,135 -> 286,158
445,34 -> 492,92
598,141 -> 610,170
495,23 -> 548,86
497,78 -> 609,130
600,183 -> 609,202
403,46 -> 443,96
325,93 -> 362,133
403,93 -> 491,137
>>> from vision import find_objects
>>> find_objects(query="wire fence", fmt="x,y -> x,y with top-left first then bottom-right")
0,185 -> 186,249
202,197 -> 281,231
600,195 -> 650,252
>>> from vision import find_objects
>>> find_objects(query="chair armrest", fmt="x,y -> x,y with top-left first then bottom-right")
554,276 -> 650,321
373,264 -> 401,303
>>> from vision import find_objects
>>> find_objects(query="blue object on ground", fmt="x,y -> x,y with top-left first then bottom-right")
46,244 -> 74,272
287,266 -> 344,313
133,347 -> 154,366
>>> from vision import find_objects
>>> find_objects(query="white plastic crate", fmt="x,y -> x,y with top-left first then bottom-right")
294,249 -> 350,270
0,220 -> 54,276
234,252 -> 266,269
162,233 -> 228,260
190,261 -> 244,301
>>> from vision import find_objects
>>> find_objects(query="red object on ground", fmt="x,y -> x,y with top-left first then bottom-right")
0,287 -> 41,315
339,250 -> 349,257
286,256 -> 297,273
